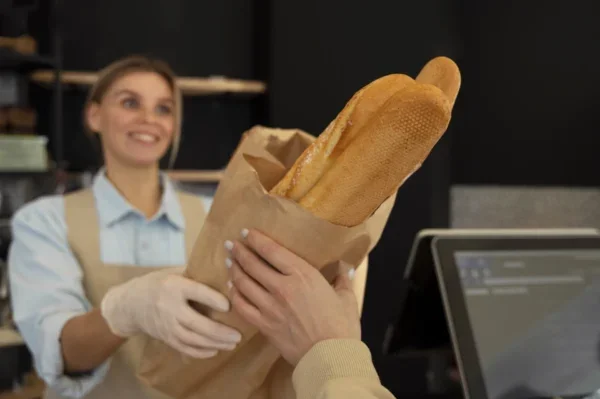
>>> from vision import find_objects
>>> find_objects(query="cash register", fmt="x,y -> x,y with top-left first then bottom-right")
384,228 -> 600,399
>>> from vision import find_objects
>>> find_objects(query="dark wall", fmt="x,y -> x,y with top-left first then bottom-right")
60,2 -> 254,76
268,1 -> 462,133
452,0 -> 600,186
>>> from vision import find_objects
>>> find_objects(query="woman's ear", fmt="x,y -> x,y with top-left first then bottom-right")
86,102 -> 101,133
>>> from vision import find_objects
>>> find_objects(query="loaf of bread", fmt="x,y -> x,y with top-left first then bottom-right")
270,56 -> 461,226
270,73 -> 414,200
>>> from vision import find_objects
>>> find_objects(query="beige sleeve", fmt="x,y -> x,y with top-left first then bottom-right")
292,339 -> 397,399
352,257 -> 369,314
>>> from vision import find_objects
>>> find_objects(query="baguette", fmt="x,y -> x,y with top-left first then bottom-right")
271,56 -> 461,226
300,83 -> 452,226
270,74 -> 414,200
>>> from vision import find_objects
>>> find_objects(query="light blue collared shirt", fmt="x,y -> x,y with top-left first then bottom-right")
7,170 -> 212,398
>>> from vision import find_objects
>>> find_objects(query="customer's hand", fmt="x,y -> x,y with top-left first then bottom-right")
225,229 -> 361,365
100,267 -> 242,358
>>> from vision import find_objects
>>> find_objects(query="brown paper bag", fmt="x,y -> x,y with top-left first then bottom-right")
138,125 -> 397,399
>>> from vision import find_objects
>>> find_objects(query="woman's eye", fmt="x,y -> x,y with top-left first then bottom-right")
122,98 -> 138,108
156,104 -> 172,115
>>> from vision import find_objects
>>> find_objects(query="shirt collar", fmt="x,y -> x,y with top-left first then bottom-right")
92,168 -> 185,230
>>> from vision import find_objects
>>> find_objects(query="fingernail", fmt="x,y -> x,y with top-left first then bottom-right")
227,280 -> 233,290
225,258 -> 233,269
224,240 -> 234,251
224,343 -> 237,351
230,332 -> 242,342
348,268 -> 355,281
241,228 -> 249,239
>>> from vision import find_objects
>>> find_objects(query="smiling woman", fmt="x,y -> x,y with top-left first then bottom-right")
84,59 -> 181,172
7,56 -> 242,399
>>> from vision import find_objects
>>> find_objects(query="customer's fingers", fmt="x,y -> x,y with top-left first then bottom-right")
229,239 -> 283,293
230,260 -> 276,311
242,229 -> 306,276
230,260 -> 287,327
230,286 -> 264,330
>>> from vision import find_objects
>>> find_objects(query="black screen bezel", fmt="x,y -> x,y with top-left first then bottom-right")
431,235 -> 600,399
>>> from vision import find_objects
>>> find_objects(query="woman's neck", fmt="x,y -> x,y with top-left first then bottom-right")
104,162 -> 162,219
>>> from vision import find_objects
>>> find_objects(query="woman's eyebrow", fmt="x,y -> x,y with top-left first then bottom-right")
112,89 -> 173,104
113,89 -> 139,98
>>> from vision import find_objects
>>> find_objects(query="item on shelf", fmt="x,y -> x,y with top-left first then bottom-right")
0,74 -> 27,107
0,36 -> 36,55
6,107 -> 36,134
30,70 -> 267,96
0,135 -> 48,171
0,109 -> 7,134
0,107 -> 36,134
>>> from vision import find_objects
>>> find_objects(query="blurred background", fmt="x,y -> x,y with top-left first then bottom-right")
1,0 -> 600,397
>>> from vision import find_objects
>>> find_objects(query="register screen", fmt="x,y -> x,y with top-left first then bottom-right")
454,249 -> 600,399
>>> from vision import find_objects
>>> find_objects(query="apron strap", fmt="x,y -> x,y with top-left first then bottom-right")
64,188 -> 100,266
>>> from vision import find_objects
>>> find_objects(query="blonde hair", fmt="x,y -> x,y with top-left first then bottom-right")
83,55 -> 182,168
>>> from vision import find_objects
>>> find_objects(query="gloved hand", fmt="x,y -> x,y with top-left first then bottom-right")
100,267 -> 242,358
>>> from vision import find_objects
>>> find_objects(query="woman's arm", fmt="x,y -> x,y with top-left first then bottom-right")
60,309 -> 126,373
8,198 -> 117,397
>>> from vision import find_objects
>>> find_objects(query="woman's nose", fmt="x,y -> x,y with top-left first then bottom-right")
140,107 -> 157,123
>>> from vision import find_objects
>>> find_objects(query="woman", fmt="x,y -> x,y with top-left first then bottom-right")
8,56 -> 242,399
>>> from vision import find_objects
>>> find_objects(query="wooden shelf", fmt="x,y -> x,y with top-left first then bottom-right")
29,70 -> 267,96
167,169 -> 224,183
0,328 -> 24,348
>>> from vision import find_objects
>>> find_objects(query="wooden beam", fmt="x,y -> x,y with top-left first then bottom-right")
30,70 -> 267,96
0,328 -> 24,348
166,169 -> 224,183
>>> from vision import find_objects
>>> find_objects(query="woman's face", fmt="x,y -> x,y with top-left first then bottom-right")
87,71 -> 176,168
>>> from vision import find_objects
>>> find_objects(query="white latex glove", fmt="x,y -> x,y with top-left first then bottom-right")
101,267 -> 242,358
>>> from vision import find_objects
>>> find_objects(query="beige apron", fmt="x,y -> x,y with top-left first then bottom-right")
43,188 -> 205,399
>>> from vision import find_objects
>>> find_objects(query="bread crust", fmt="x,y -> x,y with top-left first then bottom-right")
299,83 -> 452,226
270,74 -> 414,200
270,56 -> 461,226
416,56 -> 461,106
